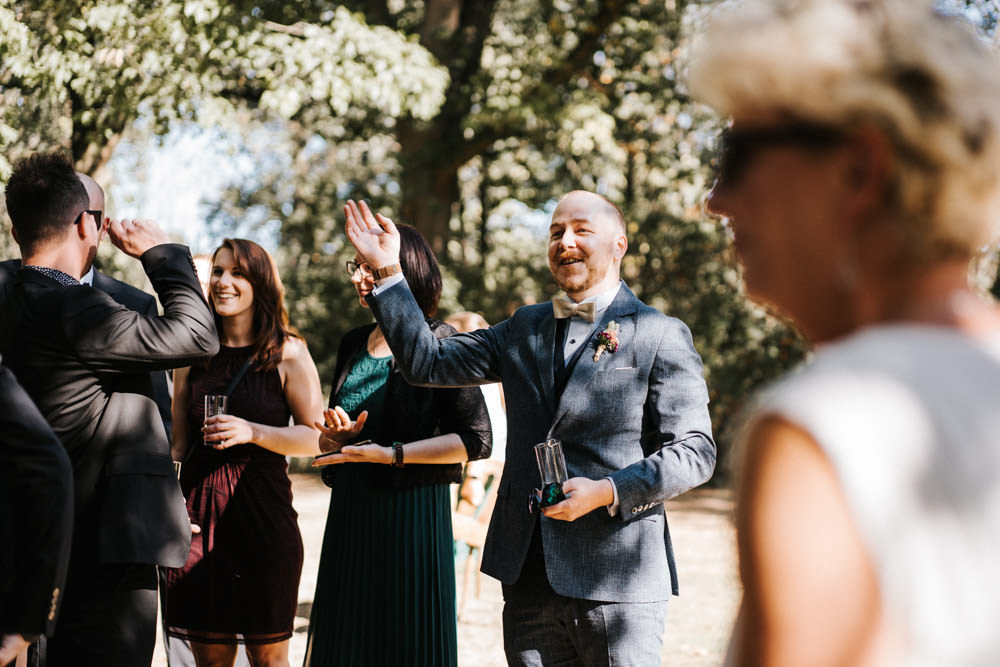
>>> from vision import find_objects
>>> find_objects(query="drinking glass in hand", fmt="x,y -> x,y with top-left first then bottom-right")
535,438 -> 568,507
204,394 -> 228,446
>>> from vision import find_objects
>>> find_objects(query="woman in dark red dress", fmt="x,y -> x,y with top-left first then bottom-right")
165,238 -> 324,667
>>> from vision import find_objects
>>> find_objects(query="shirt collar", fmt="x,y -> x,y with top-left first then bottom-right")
80,266 -> 95,286
23,265 -> 81,286
569,280 -> 622,315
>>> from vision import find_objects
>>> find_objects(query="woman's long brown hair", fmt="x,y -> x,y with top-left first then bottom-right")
210,238 -> 299,371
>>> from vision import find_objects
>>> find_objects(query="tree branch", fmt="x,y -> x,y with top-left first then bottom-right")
540,0 -> 632,91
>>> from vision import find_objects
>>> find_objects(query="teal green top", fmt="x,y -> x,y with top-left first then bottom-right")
337,351 -> 392,418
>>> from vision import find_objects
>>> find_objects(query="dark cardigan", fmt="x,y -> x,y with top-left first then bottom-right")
321,320 -> 492,488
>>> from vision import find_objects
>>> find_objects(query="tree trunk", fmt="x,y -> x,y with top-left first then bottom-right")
397,118 -> 462,255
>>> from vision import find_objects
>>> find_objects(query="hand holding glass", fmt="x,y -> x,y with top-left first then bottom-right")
535,438 -> 568,507
204,395 -> 228,446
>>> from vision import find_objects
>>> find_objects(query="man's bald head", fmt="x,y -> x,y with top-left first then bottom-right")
554,190 -> 627,234
548,190 -> 628,300
77,173 -> 105,213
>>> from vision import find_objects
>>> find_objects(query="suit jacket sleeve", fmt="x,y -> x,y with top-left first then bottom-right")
608,316 -> 716,517
367,280 -> 504,387
0,364 -> 73,637
93,270 -> 174,439
62,244 -> 219,371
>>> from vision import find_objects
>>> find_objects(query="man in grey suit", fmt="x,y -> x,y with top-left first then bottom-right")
345,191 -> 716,665
0,151 -> 218,666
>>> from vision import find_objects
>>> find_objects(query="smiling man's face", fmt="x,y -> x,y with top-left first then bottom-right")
547,191 -> 627,301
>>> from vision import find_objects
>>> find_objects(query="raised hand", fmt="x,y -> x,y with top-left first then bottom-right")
313,406 -> 368,453
107,218 -> 170,258
344,200 -> 401,271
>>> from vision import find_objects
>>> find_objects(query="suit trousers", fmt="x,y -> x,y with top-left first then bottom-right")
502,522 -> 669,666
46,562 -> 158,667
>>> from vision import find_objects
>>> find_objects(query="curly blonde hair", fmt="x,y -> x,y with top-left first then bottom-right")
688,0 -> 1000,260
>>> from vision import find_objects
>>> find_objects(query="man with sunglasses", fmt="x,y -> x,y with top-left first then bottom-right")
0,151 -> 218,666
0,169 -> 185,665
1,172 -> 176,437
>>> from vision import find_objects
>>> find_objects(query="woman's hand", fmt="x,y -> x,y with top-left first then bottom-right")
344,200 -> 400,270
314,407 -> 368,453
202,414 -> 255,449
311,441 -> 393,467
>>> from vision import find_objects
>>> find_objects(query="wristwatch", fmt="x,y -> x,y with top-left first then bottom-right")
371,263 -> 402,280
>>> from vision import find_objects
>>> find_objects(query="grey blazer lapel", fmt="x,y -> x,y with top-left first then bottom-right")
549,285 -> 639,433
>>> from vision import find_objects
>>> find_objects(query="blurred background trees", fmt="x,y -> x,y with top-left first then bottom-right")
3,0 -> 998,480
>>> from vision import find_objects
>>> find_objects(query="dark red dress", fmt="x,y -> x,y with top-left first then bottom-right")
165,345 -> 304,645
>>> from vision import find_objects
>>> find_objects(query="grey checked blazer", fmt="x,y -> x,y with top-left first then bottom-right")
368,280 -> 715,603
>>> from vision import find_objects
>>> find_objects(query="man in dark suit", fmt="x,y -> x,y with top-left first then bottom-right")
0,151 -> 218,666
0,172 -> 174,440
0,357 -> 73,667
345,192 -> 716,665
0,171 -> 191,666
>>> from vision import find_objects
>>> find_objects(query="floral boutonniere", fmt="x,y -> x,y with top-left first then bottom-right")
593,321 -> 620,361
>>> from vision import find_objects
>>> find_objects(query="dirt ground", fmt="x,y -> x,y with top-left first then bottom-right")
154,473 -> 740,666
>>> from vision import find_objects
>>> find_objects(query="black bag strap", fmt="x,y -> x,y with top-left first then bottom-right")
224,356 -> 254,396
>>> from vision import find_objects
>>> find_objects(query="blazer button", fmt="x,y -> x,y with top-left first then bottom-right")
631,507 -> 638,515
48,588 -> 60,620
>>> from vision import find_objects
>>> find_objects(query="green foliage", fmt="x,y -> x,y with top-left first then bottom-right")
13,0 -> 998,484
0,0 -> 447,176
193,0 -> 807,483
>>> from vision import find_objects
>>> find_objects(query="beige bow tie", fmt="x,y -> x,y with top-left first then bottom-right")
552,298 -> 597,322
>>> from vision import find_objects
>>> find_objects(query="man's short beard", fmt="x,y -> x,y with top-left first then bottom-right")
555,273 -> 599,295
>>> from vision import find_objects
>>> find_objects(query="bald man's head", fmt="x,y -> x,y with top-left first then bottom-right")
76,173 -> 105,213
548,190 -> 628,300
555,190 -> 626,234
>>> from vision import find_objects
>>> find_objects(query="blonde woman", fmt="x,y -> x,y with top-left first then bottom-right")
690,1 -> 1000,665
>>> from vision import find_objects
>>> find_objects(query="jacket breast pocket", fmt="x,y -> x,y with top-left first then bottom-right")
593,365 -> 645,420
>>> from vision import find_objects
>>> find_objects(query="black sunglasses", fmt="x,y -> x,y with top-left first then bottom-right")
345,260 -> 371,277
713,123 -> 846,186
76,209 -> 104,227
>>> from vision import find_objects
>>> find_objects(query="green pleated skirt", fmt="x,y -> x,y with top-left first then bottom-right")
304,463 -> 458,667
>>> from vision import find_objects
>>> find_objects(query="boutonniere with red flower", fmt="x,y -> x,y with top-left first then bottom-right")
593,321 -> 620,361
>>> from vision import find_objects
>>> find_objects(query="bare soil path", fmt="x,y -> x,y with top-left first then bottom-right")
155,474 -> 739,666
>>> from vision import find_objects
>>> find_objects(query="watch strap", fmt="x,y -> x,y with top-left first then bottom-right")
371,263 -> 402,280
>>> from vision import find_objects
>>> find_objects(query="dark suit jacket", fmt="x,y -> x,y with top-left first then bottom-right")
369,280 -> 716,602
0,358 -> 73,638
0,259 -> 173,440
323,321 -> 492,489
0,245 -> 219,571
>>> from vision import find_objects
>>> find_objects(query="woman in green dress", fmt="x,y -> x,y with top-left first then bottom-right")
305,223 -> 492,666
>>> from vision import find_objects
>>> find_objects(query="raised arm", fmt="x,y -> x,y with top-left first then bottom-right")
66,241 -> 219,372
345,199 -> 502,387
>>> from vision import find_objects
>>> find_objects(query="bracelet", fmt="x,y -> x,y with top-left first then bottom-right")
391,441 -> 405,468
371,263 -> 402,280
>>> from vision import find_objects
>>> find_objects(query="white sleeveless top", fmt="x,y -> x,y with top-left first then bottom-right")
749,325 -> 1000,666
